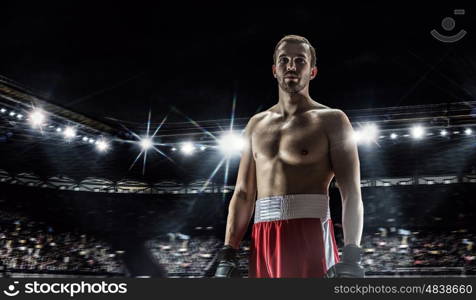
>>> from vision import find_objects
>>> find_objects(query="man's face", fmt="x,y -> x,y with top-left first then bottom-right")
273,41 -> 317,94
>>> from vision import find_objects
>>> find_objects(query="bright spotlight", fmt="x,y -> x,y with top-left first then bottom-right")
17,114 -> 23,119
410,125 -> 425,139
390,133 -> 398,139
63,127 -> 76,139
82,137 -> 89,142
180,142 -> 195,155
219,133 -> 246,155
171,147 -> 177,151
140,137 -> 153,150
9,111 -> 15,117
96,140 -> 109,152
465,128 -> 472,135
0,108 -> 6,113
352,130 -> 363,143
440,129 -> 448,136
200,145 -> 207,151
88,138 -> 95,144
362,123 -> 378,143
29,109 -> 46,127
352,123 -> 378,144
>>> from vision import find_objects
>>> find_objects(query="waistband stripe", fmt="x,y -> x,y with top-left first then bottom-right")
254,194 -> 330,223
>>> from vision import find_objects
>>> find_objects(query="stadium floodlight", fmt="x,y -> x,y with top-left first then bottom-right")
88,138 -> 95,144
29,109 -> 46,127
362,123 -> 378,144
16,114 -> 23,119
171,147 -> 177,151
465,128 -> 472,135
63,127 -> 76,139
440,129 -> 448,136
390,133 -> 398,139
95,140 -> 109,152
410,125 -> 425,139
352,123 -> 378,144
219,132 -> 246,155
0,108 -> 6,113
352,130 -> 363,143
180,142 -> 195,155
140,137 -> 153,150
82,136 -> 89,142
9,111 -> 15,117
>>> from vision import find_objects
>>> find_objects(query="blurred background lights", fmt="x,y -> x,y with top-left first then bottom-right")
353,123 -> 378,144
29,109 -> 46,127
63,127 -> 76,139
411,125 -> 425,139
96,140 -> 109,152
218,133 -> 246,155
140,137 -> 153,150
180,142 -> 195,155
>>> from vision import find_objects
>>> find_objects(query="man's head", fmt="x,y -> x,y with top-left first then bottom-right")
272,35 -> 318,94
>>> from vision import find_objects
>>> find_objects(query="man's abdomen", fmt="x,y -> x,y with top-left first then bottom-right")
256,161 -> 334,198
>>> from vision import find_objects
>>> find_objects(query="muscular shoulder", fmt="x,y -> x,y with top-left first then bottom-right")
250,110 -> 271,123
304,106 -> 347,124
242,111 -> 270,136
247,109 -> 275,128
319,109 -> 354,141
317,108 -> 350,125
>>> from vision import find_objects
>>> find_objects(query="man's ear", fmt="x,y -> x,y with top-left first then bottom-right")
310,66 -> 318,80
272,65 -> 277,78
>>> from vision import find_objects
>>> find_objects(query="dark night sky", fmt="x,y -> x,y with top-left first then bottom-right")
1,3 -> 475,127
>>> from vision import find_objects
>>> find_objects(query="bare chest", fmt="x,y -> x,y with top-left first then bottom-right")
252,116 -> 329,164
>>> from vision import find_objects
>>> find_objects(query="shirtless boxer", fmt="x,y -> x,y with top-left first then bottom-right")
214,35 -> 364,278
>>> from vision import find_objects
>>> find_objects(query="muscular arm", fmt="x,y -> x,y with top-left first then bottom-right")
327,110 -> 364,246
224,119 -> 257,249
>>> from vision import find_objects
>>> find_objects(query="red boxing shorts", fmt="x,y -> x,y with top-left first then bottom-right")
249,194 -> 340,278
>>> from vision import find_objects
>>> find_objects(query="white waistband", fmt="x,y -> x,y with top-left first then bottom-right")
254,194 -> 330,223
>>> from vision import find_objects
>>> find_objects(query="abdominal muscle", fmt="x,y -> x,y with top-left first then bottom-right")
255,159 -> 334,200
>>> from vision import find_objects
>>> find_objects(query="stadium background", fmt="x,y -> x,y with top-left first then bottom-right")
1,3 -> 475,277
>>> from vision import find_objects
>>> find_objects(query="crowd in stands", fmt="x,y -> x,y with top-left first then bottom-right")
148,227 -> 476,277
0,210 -> 125,275
148,229 -> 221,277
359,228 -> 476,275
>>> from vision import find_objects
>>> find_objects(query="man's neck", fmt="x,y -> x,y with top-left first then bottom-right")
277,88 -> 313,118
